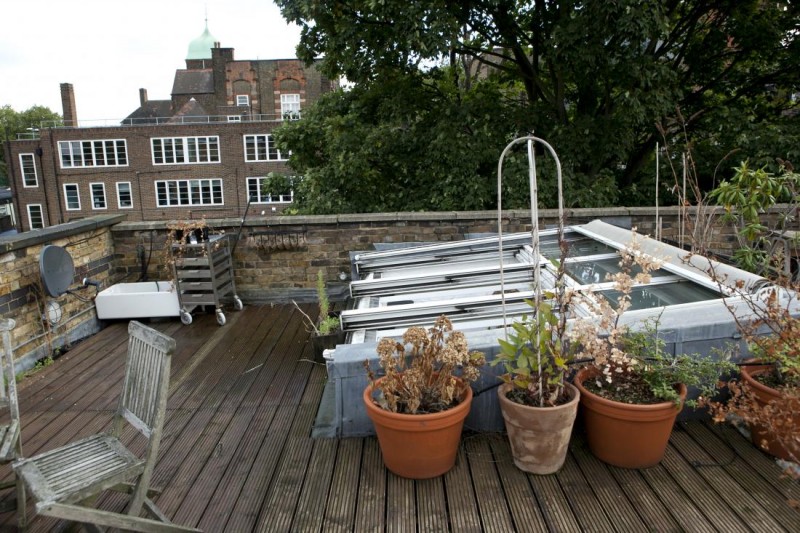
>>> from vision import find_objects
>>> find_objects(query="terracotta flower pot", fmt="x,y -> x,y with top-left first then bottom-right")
497,382 -> 580,474
574,367 -> 686,469
363,376 -> 472,479
740,363 -> 800,461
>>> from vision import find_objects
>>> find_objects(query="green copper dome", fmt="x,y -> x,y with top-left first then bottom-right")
187,23 -> 217,60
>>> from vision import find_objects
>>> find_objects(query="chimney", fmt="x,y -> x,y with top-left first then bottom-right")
60,83 -> 78,127
139,88 -> 148,106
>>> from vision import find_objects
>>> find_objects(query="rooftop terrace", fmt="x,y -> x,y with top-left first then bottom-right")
0,304 -> 796,531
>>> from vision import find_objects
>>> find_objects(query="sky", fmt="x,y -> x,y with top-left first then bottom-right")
0,0 -> 303,123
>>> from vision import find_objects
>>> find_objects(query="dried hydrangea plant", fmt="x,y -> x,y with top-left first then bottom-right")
365,315 -> 485,414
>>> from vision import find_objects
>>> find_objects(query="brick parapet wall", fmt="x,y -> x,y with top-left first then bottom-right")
0,206 -> 787,368
0,215 -> 124,369
110,205 -> 763,302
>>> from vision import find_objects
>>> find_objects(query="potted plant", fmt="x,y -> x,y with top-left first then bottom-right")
569,232 -> 736,468
708,284 -> 800,463
491,245 -> 582,474
363,315 -> 485,479
296,270 -> 345,363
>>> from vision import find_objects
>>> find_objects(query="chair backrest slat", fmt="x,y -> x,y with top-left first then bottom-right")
116,321 -> 174,440
0,319 -> 19,425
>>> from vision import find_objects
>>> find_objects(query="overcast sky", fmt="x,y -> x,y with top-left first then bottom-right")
0,0 -> 302,123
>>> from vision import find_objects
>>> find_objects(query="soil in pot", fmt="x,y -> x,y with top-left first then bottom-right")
574,367 -> 686,469
363,377 -> 472,479
498,382 -> 580,474
740,363 -> 800,461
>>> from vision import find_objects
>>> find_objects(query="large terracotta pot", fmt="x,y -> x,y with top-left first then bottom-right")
740,363 -> 800,461
363,376 -> 472,479
574,367 -> 686,469
497,382 -> 580,474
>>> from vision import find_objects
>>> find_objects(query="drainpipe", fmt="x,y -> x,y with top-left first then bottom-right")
41,129 -> 64,225
4,138 -> 22,231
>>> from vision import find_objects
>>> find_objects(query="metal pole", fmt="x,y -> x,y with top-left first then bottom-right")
497,136 -> 564,334
655,143 -> 660,241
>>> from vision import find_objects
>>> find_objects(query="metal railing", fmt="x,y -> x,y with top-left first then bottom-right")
20,112 -> 302,132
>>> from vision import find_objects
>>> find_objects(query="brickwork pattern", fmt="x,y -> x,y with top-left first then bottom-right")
0,222 -> 118,364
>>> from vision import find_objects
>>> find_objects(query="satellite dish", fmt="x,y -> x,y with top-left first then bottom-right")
40,245 -> 75,298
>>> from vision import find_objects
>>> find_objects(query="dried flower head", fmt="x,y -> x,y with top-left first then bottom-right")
365,315 -> 485,414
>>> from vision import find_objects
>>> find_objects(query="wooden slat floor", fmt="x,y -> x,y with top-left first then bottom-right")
0,303 -> 797,532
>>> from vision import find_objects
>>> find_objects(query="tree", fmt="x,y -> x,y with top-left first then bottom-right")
0,105 -> 62,186
277,0 -> 799,210
276,71 -> 546,213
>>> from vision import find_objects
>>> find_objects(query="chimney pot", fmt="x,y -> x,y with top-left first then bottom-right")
139,88 -> 148,106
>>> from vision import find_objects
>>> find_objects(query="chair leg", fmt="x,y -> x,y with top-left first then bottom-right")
15,476 -> 25,529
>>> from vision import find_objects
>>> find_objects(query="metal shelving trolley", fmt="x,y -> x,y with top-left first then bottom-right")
171,233 -> 243,326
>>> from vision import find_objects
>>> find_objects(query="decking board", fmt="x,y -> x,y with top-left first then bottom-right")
0,304 -> 795,532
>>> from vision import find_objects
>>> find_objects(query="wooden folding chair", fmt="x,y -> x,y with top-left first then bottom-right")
0,319 -> 24,525
13,321 -> 199,532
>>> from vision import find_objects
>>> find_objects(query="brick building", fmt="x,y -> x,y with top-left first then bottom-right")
3,24 -> 337,232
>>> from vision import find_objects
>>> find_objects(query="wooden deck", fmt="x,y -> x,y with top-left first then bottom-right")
0,304 -> 797,532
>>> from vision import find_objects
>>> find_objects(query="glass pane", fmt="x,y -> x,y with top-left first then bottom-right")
566,258 -> 671,285
539,234 -> 616,259
598,282 -> 721,310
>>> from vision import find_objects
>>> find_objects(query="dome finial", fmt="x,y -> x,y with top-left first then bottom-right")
187,12 -> 217,60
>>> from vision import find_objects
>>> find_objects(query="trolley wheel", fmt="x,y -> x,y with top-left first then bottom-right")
180,311 -> 193,325
233,297 -> 244,311
216,309 -> 226,326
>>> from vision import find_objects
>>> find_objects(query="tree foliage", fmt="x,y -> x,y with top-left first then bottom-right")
276,72 -> 545,213
277,0 -> 799,212
0,105 -> 62,186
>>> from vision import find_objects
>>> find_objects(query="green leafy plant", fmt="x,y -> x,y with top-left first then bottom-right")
315,270 -> 340,335
709,160 -> 800,274
364,315 -> 485,414
294,270 -> 341,336
491,235 -> 580,407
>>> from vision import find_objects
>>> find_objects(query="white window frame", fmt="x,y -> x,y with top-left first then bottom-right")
280,94 -> 301,120
227,115 -> 242,123
27,204 -> 44,229
64,183 -> 81,211
247,177 -> 294,204
151,136 -> 221,165
236,94 -> 250,106
243,134 -> 287,162
116,182 -> 133,209
90,182 -> 107,210
19,153 -> 38,187
154,179 -> 224,207
58,139 -> 128,168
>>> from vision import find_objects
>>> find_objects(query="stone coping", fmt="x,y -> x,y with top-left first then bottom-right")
111,206 -> 690,232
0,214 -> 126,254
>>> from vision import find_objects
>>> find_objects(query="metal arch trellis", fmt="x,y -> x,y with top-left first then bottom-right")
496,135 -> 565,395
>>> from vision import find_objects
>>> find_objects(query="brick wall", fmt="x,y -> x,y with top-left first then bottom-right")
0,215 -> 124,370
0,206 -> 788,370
110,206 -> 757,303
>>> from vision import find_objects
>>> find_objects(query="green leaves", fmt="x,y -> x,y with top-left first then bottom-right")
492,297 -> 575,407
709,161 -> 800,274
275,0 -> 799,210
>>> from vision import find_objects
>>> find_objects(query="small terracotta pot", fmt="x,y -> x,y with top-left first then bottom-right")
740,363 -> 800,461
363,376 -> 472,479
574,367 -> 686,469
497,382 -> 580,474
